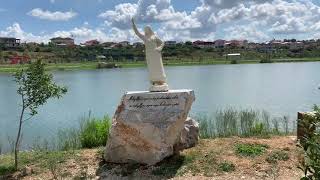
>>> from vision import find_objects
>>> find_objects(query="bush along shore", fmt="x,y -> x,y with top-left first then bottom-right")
0,107 -> 314,179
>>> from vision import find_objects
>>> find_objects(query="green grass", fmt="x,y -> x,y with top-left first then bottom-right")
0,150 -> 77,176
235,143 -> 268,157
79,115 -> 111,148
1,57 -> 320,73
197,108 -> 293,139
57,115 -> 111,150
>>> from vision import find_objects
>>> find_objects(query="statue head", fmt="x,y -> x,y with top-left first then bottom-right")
144,26 -> 154,38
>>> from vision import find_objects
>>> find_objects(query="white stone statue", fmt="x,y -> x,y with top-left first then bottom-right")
132,18 -> 169,92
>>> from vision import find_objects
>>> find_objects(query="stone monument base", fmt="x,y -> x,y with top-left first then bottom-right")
104,89 -> 196,165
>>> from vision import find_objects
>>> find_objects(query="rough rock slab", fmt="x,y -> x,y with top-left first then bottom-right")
104,89 -> 195,165
174,117 -> 199,153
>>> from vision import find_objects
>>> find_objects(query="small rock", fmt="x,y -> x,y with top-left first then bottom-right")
22,166 -> 33,176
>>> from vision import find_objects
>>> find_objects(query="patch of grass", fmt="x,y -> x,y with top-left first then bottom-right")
196,108 -> 294,139
57,114 -> 111,151
0,150 -> 76,176
266,150 -> 289,164
235,143 -> 268,157
0,165 -> 15,176
57,128 -> 81,151
218,161 -> 236,172
79,115 -> 111,148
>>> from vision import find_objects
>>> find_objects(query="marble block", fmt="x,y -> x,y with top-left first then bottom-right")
104,89 -> 195,165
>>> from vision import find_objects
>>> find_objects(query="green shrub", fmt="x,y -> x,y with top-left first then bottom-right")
260,59 -> 273,63
0,165 -> 15,176
235,143 -> 268,157
299,105 -> 320,180
266,150 -> 289,164
230,59 -> 239,64
79,116 -> 112,148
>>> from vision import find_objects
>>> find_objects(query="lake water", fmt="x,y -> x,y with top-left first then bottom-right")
1,62 -> 320,152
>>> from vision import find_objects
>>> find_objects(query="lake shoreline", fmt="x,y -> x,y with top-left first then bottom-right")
1,58 -> 320,73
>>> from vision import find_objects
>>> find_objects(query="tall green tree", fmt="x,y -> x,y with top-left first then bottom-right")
13,60 -> 67,170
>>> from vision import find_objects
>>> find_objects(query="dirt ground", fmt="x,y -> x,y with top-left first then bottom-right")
4,136 -> 303,180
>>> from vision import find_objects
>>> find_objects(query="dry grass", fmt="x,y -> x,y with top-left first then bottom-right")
0,136 -> 303,180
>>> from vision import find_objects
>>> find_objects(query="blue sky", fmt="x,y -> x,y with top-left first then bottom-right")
1,0 -> 320,43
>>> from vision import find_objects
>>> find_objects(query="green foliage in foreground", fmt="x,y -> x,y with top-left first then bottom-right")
299,105 -> 320,180
197,108 -> 293,139
57,115 -> 111,150
235,143 -> 268,157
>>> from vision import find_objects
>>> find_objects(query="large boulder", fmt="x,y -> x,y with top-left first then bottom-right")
104,90 -> 195,165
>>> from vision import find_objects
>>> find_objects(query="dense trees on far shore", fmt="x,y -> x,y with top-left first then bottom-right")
1,40 -> 320,64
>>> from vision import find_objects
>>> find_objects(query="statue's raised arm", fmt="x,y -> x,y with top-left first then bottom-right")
132,18 -> 146,41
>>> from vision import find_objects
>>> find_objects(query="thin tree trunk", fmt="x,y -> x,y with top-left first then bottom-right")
14,97 -> 25,170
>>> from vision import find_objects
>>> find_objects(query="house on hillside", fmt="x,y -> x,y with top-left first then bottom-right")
0,37 -> 21,48
165,41 -> 177,46
50,37 -> 75,46
133,42 -> 144,48
82,39 -> 100,46
102,42 -> 117,49
118,41 -> 130,47
193,41 -> 215,48
214,39 -> 226,48
226,40 -> 248,48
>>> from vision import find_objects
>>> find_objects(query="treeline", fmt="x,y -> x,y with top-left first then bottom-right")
1,41 -> 320,64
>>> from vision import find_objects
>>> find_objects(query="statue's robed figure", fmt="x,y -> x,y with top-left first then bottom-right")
132,18 -> 169,92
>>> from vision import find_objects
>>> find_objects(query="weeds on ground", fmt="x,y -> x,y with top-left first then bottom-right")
218,161 -> 236,172
266,150 -> 289,164
235,143 -> 268,157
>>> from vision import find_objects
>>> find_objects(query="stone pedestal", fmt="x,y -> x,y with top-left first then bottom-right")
104,90 -> 195,165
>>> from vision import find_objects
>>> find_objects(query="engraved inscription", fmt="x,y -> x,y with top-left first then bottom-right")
128,94 -> 180,108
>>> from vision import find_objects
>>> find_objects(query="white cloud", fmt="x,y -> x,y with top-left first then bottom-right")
0,23 -> 51,43
0,22 -> 137,44
4,0 -> 320,43
28,8 -> 77,21
224,23 -> 269,42
50,0 -> 55,4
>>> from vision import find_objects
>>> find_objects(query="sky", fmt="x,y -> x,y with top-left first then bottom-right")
1,0 -> 320,44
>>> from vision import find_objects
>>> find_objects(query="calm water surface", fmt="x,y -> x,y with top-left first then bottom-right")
0,62 -> 320,151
